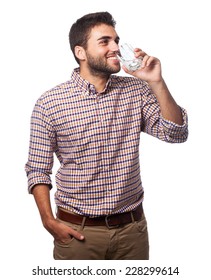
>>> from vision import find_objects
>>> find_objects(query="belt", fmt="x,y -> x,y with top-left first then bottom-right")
57,204 -> 143,228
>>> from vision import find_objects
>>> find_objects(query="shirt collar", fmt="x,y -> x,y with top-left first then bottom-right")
71,67 -> 111,96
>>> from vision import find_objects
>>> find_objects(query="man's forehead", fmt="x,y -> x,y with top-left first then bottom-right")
89,24 -> 119,40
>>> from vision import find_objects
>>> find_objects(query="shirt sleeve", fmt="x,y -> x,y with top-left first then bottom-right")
25,97 -> 57,194
141,82 -> 188,143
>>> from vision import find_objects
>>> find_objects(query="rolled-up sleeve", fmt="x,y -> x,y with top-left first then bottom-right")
160,109 -> 188,143
25,98 -> 57,193
141,82 -> 188,143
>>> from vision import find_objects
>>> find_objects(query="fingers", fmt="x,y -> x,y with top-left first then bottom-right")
68,227 -> 85,241
134,48 -> 145,61
134,48 -> 158,69
56,228 -> 84,244
50,219 -> 85,242
141,55 -> 154,68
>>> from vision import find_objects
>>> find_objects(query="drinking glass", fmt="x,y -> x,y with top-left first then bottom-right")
117,43 -> 142,71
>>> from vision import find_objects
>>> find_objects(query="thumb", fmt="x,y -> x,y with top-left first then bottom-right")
122,65 -> 135,75
122,65 -> 138,76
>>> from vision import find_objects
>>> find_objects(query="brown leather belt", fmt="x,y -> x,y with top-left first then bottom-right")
57,204 -> 143,228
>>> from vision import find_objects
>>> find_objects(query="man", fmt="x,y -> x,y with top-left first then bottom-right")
25,12 -> 188,260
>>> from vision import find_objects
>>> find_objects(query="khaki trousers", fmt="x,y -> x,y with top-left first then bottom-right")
53,212 -> 149,260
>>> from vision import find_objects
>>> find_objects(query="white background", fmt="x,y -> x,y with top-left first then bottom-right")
1,0 -> 210,278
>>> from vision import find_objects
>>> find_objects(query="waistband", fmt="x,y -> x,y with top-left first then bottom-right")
57,204 -> 143,228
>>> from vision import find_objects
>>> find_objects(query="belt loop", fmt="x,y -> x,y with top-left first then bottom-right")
80,216 -> 86,230
130,211 -> 135,223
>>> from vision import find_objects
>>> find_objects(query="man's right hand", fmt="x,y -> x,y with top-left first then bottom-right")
31,184 -> 85,243
44,218 -> 85,243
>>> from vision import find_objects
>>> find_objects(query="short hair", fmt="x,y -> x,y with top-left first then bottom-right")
69,12 -> 116,64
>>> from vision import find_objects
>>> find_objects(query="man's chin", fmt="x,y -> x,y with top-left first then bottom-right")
110,65 -> 121,74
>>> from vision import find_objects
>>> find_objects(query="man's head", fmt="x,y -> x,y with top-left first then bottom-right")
69,12 -> 121,77
69,12 -> 116,64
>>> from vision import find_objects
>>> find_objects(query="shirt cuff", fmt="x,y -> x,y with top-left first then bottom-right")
161,107 -> 188,140
27,171 -> 53,194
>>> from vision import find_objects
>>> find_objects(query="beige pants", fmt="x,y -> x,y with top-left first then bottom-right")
53,213 -> 149,260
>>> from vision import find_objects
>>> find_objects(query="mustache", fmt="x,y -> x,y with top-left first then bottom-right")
107,51 -> 121,57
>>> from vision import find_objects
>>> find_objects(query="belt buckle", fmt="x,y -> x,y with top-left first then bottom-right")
105,215 -> 119,229
105,215 -> 113,229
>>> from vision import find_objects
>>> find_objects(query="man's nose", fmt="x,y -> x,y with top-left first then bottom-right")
110,41 -> 119,52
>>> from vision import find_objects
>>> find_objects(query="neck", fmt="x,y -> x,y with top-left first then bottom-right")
79,67 -> 110,93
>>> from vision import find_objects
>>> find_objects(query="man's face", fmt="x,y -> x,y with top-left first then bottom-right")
84,24 -> 121,76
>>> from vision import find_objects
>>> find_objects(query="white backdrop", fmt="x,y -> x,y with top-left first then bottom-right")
1,0 -> 210,279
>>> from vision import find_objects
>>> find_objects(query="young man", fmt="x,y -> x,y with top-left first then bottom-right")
25,12 -> 188,260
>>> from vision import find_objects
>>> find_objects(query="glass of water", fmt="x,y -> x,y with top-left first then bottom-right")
117,43 -> 142,71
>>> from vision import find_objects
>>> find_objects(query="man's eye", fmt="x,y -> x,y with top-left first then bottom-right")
100,40 -> 108,45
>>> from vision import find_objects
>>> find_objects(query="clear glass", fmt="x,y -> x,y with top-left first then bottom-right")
117,43 -> 142,71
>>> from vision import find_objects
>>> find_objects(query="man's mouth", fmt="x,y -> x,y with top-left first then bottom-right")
107,56 -> 118,60
107,54 -> 119,61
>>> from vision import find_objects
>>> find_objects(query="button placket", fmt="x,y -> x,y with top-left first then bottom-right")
95,95 -> 110,171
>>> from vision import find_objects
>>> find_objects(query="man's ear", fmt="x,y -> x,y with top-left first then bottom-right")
74,46 -> 86,61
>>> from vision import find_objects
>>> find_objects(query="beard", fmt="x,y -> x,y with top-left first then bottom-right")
86,52 -> 120,77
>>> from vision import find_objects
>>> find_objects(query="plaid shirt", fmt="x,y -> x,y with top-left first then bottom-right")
25,68 -> 188,217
